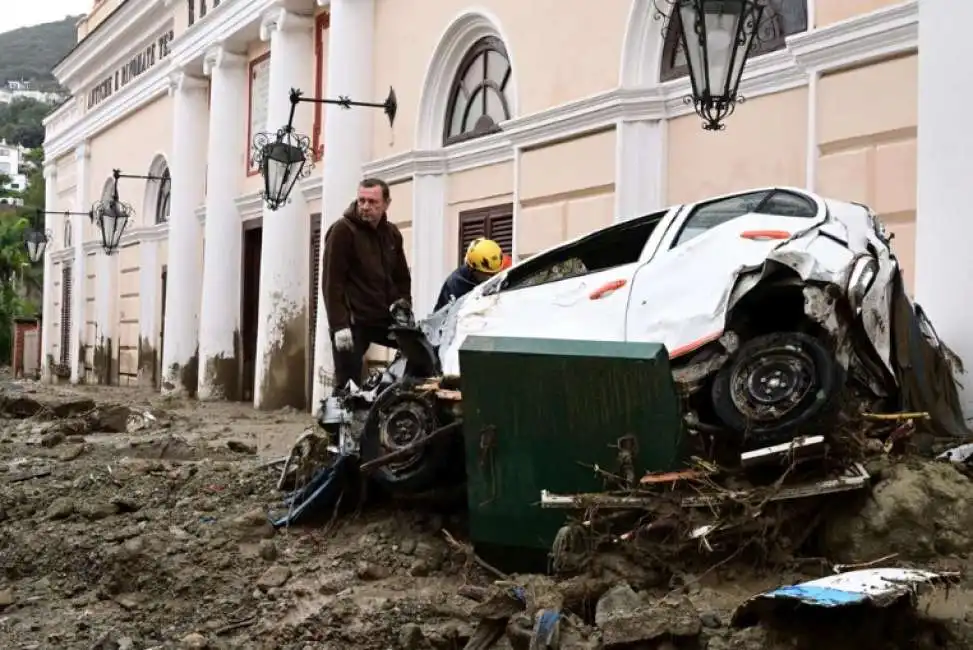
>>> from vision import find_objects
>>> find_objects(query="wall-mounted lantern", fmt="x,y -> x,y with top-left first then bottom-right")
251,87 -> 397,210
23,208 -> 93,264
90,168 -> 164,255
655,0 -> 765,130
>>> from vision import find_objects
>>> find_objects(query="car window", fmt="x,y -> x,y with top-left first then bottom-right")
500,212 -> 665,292
673,190 -> 817,247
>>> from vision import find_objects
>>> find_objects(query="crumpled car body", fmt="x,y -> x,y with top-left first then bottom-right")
420,187 -> 968,446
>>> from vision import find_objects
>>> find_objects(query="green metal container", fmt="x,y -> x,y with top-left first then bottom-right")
458,335 -> 686,552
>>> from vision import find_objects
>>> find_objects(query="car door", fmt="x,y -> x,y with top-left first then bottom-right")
624,189 -> 827,356
439,211 -> 676,374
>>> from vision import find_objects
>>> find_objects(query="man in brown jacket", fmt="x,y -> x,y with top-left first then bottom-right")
322,178 -> 412,391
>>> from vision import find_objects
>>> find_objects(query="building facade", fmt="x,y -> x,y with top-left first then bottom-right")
40,0 -> 965,411
0,140 -> 29,202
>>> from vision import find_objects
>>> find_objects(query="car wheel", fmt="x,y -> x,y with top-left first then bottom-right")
710,331 -> 844,447
360,384 -> 455,494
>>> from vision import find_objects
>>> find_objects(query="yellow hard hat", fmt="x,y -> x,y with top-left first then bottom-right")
465,238 -> 504,274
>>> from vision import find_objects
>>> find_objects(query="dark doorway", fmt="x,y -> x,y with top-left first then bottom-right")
158,265 -> 167,390
241,224 -> 263,403
307,215 -> 322,408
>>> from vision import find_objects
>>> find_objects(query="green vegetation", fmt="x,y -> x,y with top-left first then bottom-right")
0,148 -> 45,364
0,16 -> 82,88
0,98 -> 49,149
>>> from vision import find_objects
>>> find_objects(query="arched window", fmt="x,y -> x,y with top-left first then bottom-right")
64,219 -> 72,248
660,0 -> 808,82
443,36 -> 513,145
155,167 -> 171,224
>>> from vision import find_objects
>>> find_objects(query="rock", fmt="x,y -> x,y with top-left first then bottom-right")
110,497 -> 140,513
700,611 -> 722,629
257,565 -> 291,590
596,588 -> 700,647
180,632 -> 208,648
40,430 -> 65,447
399,623 -> 424,649
408,559 -> 430,577
117,637 -> 134,650
226,440 -> 256,454
230,507 -> 275,540
356,561 -> 390,581
95,405 -> 133,433
58,444 -> 86,461
595,583 -> 640,627
399,537 -> 418,555
823,459 -> 973,562
0,588 -> 13,609
258,539 -> 278,561
80,501 -> 118,520
46,497 -> 75,520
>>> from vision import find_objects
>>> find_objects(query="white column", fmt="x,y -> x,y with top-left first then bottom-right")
311,0 -> 376,407
70,143 -> 89,383
411,173 -> 447,318
614,119 -> 666,222
137,237 -> 159,386
198,45 -> 247,400
95,240 -> 117,383
40,165 -> 56,382
914,0 -> 973,414
161,71 -> 209,395
254,7 -> 315,410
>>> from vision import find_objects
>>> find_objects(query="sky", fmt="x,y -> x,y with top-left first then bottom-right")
3,0 -> 91,35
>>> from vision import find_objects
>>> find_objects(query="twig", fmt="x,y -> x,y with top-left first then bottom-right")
8,468 -> 51,483
359,420 -> 462,472
833,553 -> 899,574
862,411 -> 930,421
215,616 -> 257,635
442,529 -> 509,581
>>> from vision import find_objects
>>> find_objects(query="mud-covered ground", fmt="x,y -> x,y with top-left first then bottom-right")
3,379 -> 973,649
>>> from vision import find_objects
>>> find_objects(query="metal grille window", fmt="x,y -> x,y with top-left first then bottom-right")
660,0 -> 808,82
156,167 -> 171,224
308,217 -> 322,400
60,265 -> 71,366
458,204 -> 514,264
444,37 -> 513,145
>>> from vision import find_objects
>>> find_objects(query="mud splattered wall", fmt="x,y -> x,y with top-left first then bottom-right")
84,251 -> 97,382
117,242 -> 141,385
518,129 -> 616,260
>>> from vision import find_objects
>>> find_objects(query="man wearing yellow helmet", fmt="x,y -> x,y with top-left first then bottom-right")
434,238 -> 506,311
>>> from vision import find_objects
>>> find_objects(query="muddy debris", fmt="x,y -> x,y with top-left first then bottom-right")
4,382 -> 973,649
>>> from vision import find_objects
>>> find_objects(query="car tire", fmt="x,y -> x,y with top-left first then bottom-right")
710,331 -> 844,448
359,383 -> 457,495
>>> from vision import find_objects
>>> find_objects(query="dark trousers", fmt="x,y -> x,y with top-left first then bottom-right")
331,324 -> 399,391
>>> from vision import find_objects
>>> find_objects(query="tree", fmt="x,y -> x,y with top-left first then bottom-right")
0,98 -> 49,148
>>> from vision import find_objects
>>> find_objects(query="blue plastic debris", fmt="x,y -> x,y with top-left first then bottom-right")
530,609 -> 562,649
272,454 -> 357,528
732,568 -> 960,627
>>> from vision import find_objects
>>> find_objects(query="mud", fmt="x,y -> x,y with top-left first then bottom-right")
257,304 -> 307,412
137,338 -> 157,388
200,332 -> 242,402
2,379 -> 973,649
93,337 -> 112,385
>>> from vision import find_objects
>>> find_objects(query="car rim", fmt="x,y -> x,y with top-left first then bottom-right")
378,398 -> 431,475
729,345 -> 816,423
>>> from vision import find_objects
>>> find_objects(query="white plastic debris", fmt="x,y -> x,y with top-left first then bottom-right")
731,568 -> 959,627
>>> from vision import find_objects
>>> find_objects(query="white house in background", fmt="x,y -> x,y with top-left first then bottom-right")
0,140 -> 28,205
0,81 -> 64,105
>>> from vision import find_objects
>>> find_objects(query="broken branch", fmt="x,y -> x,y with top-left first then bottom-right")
359,420 -> 462,472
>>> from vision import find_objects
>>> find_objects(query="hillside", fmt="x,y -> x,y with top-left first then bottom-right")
0,16 -> 83,89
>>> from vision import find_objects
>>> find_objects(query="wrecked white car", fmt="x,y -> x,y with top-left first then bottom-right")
421,187 -> 965,447
320,187 -> 967,492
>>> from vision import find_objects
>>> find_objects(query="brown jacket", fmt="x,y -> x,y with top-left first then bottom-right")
322,202 -> 412,330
